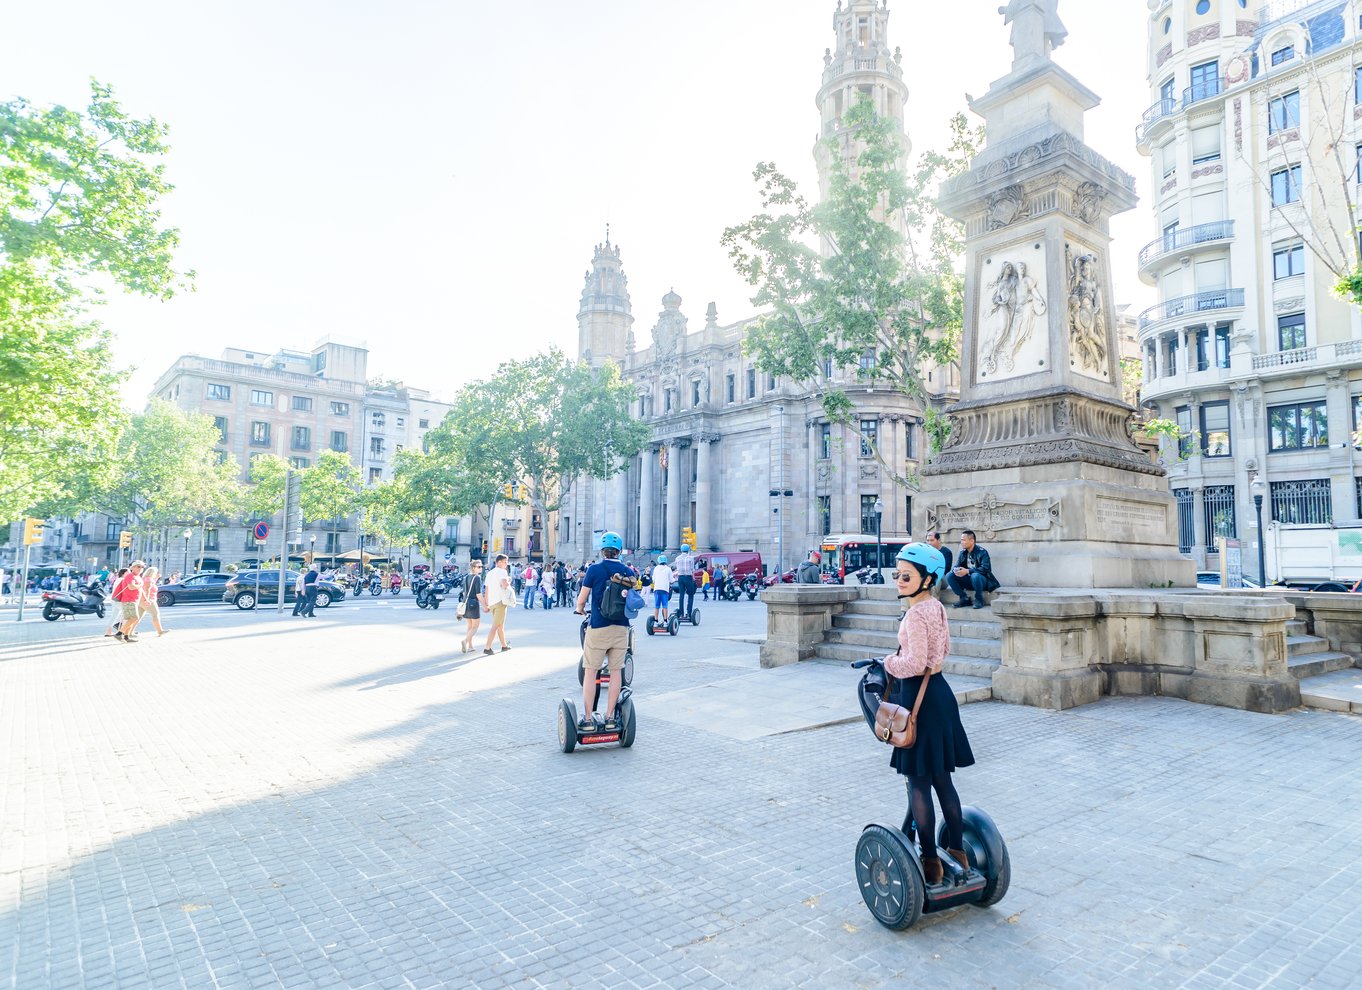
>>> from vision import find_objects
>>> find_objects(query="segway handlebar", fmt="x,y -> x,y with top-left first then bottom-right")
851,658 -> 879,669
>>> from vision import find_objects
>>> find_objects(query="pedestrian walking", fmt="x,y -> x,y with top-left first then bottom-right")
554,560 -> 569,608
292,569 -> 307,616
882,543 -> 976,885
111,562 -> 146,643
521,564 -> 537,609
714,565 -> 726,602
139,567 -> 169,636
460,559 -> 484,654
302,564 -> 320,617
482,553 -> 515,654
512,563 -> 523,598
103,568 -> 129,637
539,566 -> 555,610
700,566 -> 711,600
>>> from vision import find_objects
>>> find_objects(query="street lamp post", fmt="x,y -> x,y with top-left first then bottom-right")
1251,476 -> 1267,585
874,497 -> 884,584
181,528 -> 192,577
310,534 -> 317,569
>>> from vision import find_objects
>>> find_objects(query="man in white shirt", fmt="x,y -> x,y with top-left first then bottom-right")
650,555 -> 674,624
481,553 -> 516,655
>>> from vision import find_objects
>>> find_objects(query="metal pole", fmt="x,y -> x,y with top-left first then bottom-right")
1254,495 -> 1266,585
278,469 -> 292,613
15,543 -> 31,622
875,500 -> 883,583
776,405 -> 785,580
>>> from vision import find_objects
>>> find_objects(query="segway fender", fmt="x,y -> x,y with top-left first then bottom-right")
958,806 -> 1005,880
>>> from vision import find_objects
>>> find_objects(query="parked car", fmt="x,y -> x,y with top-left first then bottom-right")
222,571 -> 346,610
1195,571 -> 1262,590
156,572 -> 234,606
693,551 -> 764,583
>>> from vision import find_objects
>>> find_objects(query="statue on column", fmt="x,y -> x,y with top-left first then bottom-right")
999,0 -> 1067,66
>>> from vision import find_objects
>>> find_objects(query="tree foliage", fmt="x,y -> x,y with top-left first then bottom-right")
0,81 -> 191,521
365,448 -> 487,560
434,349 -> 648,560
722,100 -> 979,436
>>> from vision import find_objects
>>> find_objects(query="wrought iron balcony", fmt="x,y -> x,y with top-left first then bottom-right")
1135,97 -> 1179,145
1182,78 -> 1225,109
1137,221 -> 1235,271
1138,289 -> 1245,330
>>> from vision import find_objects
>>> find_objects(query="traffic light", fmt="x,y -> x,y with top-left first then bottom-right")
682,527 -> 698,550
22,517 -> 45,545
481,539 -> 489,554
119,531 -> 133,549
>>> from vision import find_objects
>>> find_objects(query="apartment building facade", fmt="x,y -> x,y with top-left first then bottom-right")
1136,0 -> 1362,575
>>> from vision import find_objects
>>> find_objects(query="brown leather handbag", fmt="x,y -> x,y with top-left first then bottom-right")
875,667 -> 932,748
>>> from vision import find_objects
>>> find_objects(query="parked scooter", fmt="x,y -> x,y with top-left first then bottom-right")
41,583 -> 108,621
854,566 -> 885,585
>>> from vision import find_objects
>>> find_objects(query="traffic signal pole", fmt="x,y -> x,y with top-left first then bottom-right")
15,543 -> 31,622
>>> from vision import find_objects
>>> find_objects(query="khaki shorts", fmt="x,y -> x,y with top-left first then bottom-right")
583,624 -> 629,672
120,601 -> 139,620
490,602 -> 508,627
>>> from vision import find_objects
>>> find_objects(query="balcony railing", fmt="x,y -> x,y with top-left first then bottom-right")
1138,221 -> 1235,269
1183,78 -> 1225,109
1139,289 -> 1245,329
1135,97 -> 1179,144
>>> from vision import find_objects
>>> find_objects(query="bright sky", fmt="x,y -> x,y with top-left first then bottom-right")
3,0 -> 1155,408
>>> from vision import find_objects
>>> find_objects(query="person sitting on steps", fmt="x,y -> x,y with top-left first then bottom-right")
947,530 -> 1000,609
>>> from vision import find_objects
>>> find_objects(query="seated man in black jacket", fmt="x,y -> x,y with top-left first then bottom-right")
947,530 -> 1000,609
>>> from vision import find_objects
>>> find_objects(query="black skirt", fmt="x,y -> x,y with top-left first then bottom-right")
888,673 -> 975,778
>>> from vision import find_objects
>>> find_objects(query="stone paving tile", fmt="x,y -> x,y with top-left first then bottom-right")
1,597 -> 1360,989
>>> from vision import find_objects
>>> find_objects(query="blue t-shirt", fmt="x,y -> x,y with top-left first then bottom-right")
584,559 -> 633,628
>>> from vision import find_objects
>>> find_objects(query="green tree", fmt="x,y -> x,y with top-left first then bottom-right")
370,448 -> 491,561
436,349 -> 648,561
0,81 -> 191,521
721,99 -> 980,467
300,449 -> 362,561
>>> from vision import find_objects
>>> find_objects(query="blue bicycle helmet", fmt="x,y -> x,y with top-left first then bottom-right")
658,554 -> 669,564
681,543 -> 691,553
599,531 -> 623,551
896,542 -> 946,583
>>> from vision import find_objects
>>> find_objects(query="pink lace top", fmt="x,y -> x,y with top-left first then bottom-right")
884,598 -> 950,678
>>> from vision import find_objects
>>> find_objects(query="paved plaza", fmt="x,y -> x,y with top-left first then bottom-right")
2,592 -> 1361,990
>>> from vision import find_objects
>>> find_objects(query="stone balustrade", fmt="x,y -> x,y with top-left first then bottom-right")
759,585 -> 860,668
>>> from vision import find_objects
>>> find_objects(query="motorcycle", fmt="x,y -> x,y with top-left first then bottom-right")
41,583 -> 108,621
388,576 -> 402,595
854,566 -> 885,585
368,576 -> 383,596
740,574 -> 762,601
414,575 -> 452,610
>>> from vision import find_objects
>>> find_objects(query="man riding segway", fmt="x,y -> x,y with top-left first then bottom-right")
574,531 -> 634,734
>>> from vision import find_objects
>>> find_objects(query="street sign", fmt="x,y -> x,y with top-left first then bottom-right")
253,521 -> 270,541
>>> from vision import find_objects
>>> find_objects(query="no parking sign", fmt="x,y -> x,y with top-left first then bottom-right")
252,521 -> 269,542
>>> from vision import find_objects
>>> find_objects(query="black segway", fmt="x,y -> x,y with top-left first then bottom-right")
850,657 -> 1010,930
644,610 -> 680,636
558,618 -> 637,753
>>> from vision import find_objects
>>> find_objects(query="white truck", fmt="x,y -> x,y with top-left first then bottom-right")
1262,523 -> 1362,591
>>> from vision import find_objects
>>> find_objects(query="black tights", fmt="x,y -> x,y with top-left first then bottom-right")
903,773 -> 964,854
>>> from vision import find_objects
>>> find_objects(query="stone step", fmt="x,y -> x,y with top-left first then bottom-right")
1297,668 -> 1362,713
841,599 -> 904,617
949,674 -> 994,705
950,636 -> 1003,660
1288,634 -> 1331,658
826,628 -> 900,650
1287,619 -> 1307,636
1287,652 -> 1358,680
832,613 -> 899,633
944,656 -> 1001,680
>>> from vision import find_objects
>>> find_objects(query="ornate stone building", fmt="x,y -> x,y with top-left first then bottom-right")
1136,0 -> 1362,576
559,0 -> 958,571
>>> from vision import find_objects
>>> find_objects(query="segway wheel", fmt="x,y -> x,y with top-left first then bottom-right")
668,615 -> 679,636
690,608 -> 701,626
622,650 -> 634,687
619,697 -> 637,748
557,700 -> 578,753
855,825 -> 923,931
645,617 -> 655,636
941,809 -> 1012,908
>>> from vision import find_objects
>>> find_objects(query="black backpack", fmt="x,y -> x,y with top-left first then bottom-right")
598,572 -> 630,624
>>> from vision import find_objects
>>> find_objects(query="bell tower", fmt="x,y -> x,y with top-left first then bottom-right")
813,0 -> 910,204
577,233 -> 634,368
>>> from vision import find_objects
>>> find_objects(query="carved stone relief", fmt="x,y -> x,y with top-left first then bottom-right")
1065,242 -> 1109,381
987,184 -> 1029,230
1073,182 -> 1105,225
977,244 -> 1050,383
925,492 -> 1061,542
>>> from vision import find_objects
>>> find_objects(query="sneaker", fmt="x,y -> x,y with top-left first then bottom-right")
114,631 -> 124,641
577,716 -> 596,732
972,602 -> 986,609
483,648 -> 494,656
951,599 -> 973,608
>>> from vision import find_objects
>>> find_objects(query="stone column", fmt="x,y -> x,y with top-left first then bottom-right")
1191,484 -> 1205,563
695,436 -> 713,551
611,468 -> 630,543
638,447 -> 656,551
665,441 -> 688,551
